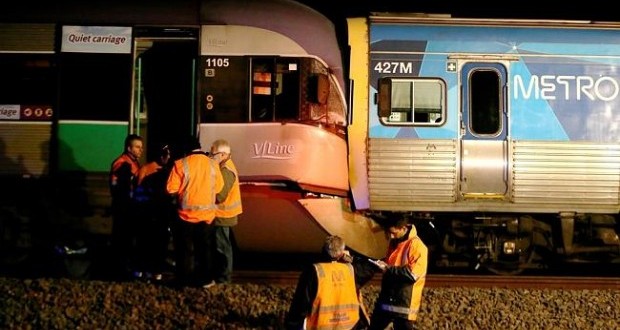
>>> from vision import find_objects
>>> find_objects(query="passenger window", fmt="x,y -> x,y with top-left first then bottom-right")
378,78 -> 445,126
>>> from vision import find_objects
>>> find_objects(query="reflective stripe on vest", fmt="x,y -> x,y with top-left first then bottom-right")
305,262 -> 360,330
168,153 -> 223,223
216,160 -> 242,217
179,156 -> 218,211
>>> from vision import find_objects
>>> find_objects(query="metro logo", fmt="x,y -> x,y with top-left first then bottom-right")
513,74 -> 619,101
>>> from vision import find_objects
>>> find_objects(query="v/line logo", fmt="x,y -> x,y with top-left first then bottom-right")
252,141 -> 294,159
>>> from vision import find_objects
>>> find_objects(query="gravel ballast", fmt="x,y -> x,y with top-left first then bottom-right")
1,277 -> 619,329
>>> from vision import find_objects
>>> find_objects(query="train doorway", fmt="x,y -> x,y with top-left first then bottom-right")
132,27 -> 199,161
459,62 -> 509,199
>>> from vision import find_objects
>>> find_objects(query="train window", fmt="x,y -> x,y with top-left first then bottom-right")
58,53 -> 131,121
251,58 -> 300,122
0,53 -> 56,107
200,56 -> 346,126
469,70 -> 500,135
301,59 -> 346,127
251,61 -> 275,121
307,74 -> 329,105
378,77 -> 445,126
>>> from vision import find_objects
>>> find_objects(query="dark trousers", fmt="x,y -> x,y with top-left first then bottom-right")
134,201 -> 171,273
110,200 -> 138,276
369,310 -> 417,330
211,226 -> 233,283
173,219 -> 212,286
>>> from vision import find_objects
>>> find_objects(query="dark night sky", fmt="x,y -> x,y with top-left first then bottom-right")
1,1 -> 616,24
299,1 -> 617,22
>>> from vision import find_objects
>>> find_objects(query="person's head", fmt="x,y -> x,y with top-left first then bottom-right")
210,139 -> 231,163
322,235 -> 351,262
124,134 -> 144,159
385,217 -> 410,241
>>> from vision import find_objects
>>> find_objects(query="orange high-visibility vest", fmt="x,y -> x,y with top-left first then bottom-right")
305,262 -> 360,330
216,159 -> 242,218
110,153 -> 140,189
166,153 -> 224,223
380,226 -> 428,321
137,161 -> 161,186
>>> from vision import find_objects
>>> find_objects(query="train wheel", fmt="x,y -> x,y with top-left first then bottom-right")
477,231 -> 535,275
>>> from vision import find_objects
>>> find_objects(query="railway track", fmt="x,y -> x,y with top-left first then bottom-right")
232,271 -> 620,290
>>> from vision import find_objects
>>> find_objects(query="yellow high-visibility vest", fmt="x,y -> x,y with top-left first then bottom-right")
216,159 -> 243,218
305,262 -> 360,330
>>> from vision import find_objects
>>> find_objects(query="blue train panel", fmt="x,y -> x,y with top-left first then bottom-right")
369,23 -> 620,142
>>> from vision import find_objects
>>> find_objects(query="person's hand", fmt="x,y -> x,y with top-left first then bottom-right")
341,250 -> 353,263
369,259 -> 388,272
376,260 -> 388,272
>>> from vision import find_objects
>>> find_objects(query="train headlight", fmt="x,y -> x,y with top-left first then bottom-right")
503,241 -> 516,255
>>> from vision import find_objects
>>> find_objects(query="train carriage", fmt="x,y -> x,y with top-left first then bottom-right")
348,15 -> 620,273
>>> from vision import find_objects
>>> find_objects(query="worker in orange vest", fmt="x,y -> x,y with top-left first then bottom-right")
109,133 -> 143,278
369,217 -> 428,330
166,136 -> 224,287
203,139 -> 243,287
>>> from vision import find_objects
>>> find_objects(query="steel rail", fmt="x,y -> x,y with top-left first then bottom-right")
232,271 -> 620,290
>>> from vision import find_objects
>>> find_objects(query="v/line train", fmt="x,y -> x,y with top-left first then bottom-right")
1,0 -> 619,274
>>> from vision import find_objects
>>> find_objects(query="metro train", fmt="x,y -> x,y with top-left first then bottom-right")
0,0 -> 619,275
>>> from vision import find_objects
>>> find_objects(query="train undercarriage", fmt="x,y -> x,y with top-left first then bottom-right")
398,212 -> 620,275
2,175 -> 620,276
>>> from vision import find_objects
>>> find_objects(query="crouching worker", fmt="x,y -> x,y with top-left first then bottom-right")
284,235 -> 375,330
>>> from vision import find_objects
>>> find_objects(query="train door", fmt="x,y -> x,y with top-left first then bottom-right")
132,28 -> 199,161
459,62 -> 509,198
